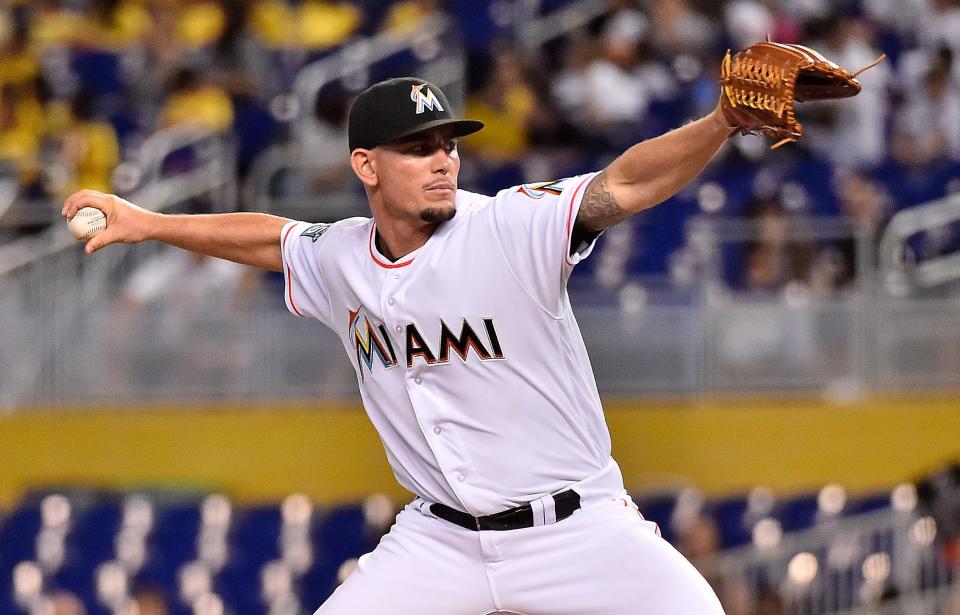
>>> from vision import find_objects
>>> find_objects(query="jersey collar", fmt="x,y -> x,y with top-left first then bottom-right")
368,223 -> 417,269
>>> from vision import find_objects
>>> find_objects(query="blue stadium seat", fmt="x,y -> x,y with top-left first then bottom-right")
633,492 -> 678,544
316,504 -> 371,563
710,495 -> 752,549
298,553 -> 344,610
0,500 -> 42,568
776,492 -> 819,532
138,503 -> 201,591
845,492 -> 890,516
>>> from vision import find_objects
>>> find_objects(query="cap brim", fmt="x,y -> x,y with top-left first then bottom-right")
375,118 -> 485,148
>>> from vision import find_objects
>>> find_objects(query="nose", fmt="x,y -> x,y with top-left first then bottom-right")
432,148 -> 452,174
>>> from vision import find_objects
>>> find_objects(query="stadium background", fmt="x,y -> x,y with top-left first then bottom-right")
1,0 -> 959,614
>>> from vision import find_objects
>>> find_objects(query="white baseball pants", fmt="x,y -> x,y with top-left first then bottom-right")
314,493 -> 725,614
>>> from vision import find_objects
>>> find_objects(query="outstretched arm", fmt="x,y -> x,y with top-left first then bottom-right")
62,190 -> 290,272
575,103 -> 733,236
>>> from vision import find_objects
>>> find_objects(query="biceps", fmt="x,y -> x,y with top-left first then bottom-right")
574,170 -> 631,235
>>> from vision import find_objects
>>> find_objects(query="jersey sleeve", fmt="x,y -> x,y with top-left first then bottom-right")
279,220 -> 334,325
489,172 -> 602,313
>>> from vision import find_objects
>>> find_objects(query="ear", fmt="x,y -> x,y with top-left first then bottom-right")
350,149 -> 378,188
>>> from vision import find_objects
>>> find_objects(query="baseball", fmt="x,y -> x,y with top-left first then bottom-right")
67,207 -> 107,241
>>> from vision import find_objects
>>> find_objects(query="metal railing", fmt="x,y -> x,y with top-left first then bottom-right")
4,204 -> 960,406
879,193 -> 960,296
705,507 -> 956,615
0,128 -> 237,408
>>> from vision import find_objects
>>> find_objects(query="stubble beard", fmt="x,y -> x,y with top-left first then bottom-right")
420,206 -> 457,223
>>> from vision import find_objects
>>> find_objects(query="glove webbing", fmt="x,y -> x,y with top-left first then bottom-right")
721,51 -> 799,149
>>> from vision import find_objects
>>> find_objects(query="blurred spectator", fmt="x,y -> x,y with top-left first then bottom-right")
0,8 -> 40,90
45,591 -> 86,615
754,588 -> 785,615
47,89 -> 120,198
891,57 -> 960,166
299,86 -> 353,193
299,0 -> 362,49
552,33 -> 597,129
176,0 -> 228,51
381,0 -> 441,36
921,0 -> 960,80
678,512 -> 720,562
810,170 -> 891,290
805,17 -> 890,169
0,83 -> 45,190
724,1 -> 802,49
80,0 -> 152,51
248,0 -> 362,51
578,5 -> 678,143
160,66 -> 234,132
646,0 -> 717,55
463,47 -> 536,164
31,1 -> 86,50
129,585 -> 170,615
742,198 -> 814,292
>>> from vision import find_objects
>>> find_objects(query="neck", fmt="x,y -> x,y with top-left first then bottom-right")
374,217 -> 439,261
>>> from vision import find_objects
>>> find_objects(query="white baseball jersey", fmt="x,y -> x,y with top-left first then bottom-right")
280,172 -> 621,516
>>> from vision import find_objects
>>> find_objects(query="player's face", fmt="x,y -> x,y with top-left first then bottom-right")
374,128 -> 460,223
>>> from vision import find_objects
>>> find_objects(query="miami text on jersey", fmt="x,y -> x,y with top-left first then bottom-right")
349,307 -> 505,378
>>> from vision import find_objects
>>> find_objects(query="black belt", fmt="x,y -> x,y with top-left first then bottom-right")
430,489 -> 581,531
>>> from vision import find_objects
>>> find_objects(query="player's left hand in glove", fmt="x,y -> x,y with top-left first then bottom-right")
719,41 -> 885,149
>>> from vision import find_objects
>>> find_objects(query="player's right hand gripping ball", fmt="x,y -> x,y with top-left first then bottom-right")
67,207 -> 107,241
720,41 -> 885,149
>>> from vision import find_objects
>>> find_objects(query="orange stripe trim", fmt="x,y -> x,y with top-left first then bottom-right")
564,175 -> 594,266
282,224 -> 305,317
368,225 -> 415,269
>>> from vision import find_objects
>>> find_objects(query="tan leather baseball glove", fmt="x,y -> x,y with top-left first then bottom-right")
720,41 -> 885,149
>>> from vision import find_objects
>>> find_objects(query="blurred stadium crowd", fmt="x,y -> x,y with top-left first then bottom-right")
2,1 -> 960,614
1,469 -> 959,615
0,0 -> 959,293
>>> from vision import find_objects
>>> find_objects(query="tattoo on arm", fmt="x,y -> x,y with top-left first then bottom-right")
574,170 -> 629,237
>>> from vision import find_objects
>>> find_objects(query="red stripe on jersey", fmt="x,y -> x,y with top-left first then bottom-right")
564,174 -> 594,266
282,224 -> 305,317
368,224 -> 415,269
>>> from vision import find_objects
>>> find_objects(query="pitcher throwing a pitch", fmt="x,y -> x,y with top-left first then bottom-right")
64,44 -> 876,614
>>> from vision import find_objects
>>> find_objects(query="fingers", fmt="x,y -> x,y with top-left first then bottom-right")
84,226 -> 117,255
62,189 -> 115,220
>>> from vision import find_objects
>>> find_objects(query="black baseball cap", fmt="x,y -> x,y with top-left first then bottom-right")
347,77 -> 484,151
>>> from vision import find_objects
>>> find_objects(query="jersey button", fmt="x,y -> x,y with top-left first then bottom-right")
387,298 -> 396,305
433,426 -> 441,435
457,474 -> 466,482
395,325 -> 402,333
414,377 -> 422,385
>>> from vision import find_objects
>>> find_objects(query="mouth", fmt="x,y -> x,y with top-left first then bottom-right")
425,183 -> 455,193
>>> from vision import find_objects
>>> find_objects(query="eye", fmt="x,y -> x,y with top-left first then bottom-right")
444,140 -> 458,154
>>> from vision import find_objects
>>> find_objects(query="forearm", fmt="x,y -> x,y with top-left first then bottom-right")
606,107 -> 732,214
149,212 -> 290,271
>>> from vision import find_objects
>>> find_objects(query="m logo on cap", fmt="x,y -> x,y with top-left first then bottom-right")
411,83 -> 444,114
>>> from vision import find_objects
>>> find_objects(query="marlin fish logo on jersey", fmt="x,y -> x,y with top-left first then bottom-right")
517,180 -> 564,199
410,83 -> 444,114
349,307 -> 399,379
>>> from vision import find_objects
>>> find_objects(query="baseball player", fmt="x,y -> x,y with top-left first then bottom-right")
63,77 -> 733,614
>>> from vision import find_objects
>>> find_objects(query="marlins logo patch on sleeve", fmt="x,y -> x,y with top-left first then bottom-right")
517,180 -> 564,200
300,223 -> 331,242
